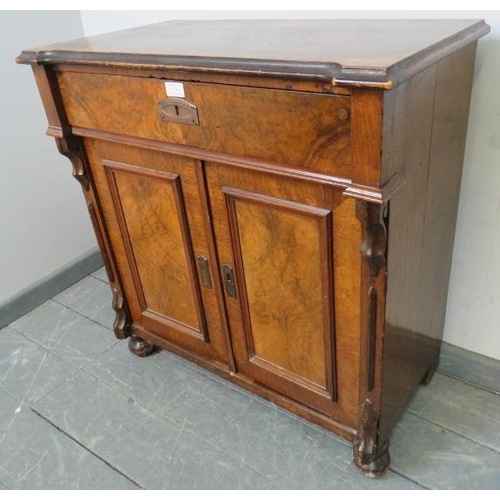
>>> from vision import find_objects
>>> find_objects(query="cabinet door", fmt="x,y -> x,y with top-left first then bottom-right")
84,139 -> 229,364
206,163 -> 362,421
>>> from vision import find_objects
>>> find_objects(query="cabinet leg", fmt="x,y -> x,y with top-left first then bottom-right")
353,399 -> 390,477
421,353 -> 440,386
128,334 -> 156,357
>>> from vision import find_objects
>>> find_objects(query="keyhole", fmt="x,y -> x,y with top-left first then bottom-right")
174,105 -> 180,116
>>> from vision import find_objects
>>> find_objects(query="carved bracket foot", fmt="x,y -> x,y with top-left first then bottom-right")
353,399 -> 390,477
112,288 -> 132,340
421,354 -> 440,386
128,335 -> 156,357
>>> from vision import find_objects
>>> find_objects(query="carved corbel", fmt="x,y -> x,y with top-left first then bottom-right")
55,136 -> 90,191
55,134 -> 134,344
111,288 -> 133,340
355,201 -> 388,278
353,399 -> 390,476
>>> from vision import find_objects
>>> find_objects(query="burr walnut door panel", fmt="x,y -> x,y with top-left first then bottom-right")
84,139 -> 229,364
206,163 -> 362,422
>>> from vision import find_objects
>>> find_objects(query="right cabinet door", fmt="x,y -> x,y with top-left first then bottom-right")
206,162 -> 362,422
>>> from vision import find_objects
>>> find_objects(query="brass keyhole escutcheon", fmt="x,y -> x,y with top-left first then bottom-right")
158,97 -> 199,125
222,264 -> 237,299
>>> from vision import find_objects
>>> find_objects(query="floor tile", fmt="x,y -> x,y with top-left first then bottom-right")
391,412 -> 500,489
150,429 -> 282,489
10,301 -> 117,369
0,392 -> 137,490
91,267 -> 109,283
408,373 -> 500,453
0,388 -> 20,434
84,342 -> 213,413
160,372 -> 349,488
86,342 -> 349,488
336,467 -> 424,490
439,343 -> 500,395
7,270 -> 500,490
0,327 -> 77,404
34,371 -> 279,489
53,276 -> 114,330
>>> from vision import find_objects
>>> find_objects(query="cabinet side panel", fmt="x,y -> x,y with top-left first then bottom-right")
380,43 -> 477,442
416,43 -> 478,342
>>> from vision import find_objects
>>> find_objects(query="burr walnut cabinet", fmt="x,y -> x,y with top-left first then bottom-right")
17,19 -> 489,476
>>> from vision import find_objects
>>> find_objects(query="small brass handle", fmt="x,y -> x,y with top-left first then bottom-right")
197,256 -> 212,289
222,264 -> 237,299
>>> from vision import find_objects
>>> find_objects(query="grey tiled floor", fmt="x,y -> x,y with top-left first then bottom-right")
1,268 -> 500,489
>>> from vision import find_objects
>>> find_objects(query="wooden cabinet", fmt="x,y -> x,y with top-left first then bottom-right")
17,19 -> 489,476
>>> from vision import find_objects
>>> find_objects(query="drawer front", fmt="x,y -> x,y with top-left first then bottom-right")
57,71 -> 351,177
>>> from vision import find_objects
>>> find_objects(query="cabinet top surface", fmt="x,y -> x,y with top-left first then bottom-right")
17,19 -> 489,89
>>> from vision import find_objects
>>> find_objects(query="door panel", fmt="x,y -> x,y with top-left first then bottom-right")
225,188 -> 334,394
207,162 -> 361,421
84,139 -> 229,363
106,161 -> 203,337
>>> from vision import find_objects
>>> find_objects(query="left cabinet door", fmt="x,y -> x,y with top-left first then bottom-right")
84,139 -> 230,365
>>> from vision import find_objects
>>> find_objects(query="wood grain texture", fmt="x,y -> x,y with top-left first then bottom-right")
17,20 -> 489,89
206,162 -> 360,423
353,399 -> 390,477
68,126 -> 409,206
225,189 -> 333,392
53,63 -> 352,95
18,23 -> 484,473
379,65 -> 437,444
355,200 -> 389,474
84,139 -> 230,364
106,162 -> 202,334
32,65 -> 68,135
351,89 -> 384,187
31,65 -> 135,342
57,71 -> 351,178
379,43 -> 478,444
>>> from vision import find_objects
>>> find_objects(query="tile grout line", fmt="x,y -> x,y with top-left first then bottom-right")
73,366 -> 290,484
29,407 -> 145,490
77,365 -> 353,485
9,275 -> 495,487
50,297 -> 114,332
6,333 -> 430,488
40,370 -> 287,487
81,348 -> 423,485
387,469 -> 430,490
436,370 -> 500,397
89,273 -> 109,285
165,353 -> 355,448
405,409 -> 500,456
5,324 -> 75,368
7,319 -> 119,373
